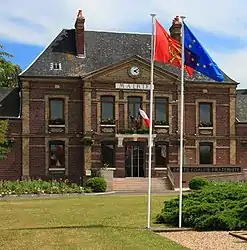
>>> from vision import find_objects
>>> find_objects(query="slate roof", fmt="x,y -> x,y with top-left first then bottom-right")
0,87 -> 20,118
21,29 -> 236,84
236,89 -> 247,122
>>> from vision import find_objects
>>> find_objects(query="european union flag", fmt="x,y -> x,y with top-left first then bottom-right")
183,22 -> 224,82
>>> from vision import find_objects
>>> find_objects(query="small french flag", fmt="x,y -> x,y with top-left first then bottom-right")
139,108 -> 150,128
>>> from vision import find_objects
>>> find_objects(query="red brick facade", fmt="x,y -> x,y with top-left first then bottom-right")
236,125 -> 247,168
87,72 -> 240,186
20,79 -> 84,183
1,70 -> 244,187
0,120 -> 22,180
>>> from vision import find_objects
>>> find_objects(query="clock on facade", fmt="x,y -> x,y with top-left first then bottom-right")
129,66 -> 140,77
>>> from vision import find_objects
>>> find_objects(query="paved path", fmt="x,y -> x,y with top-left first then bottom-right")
0,191 -> 180,200
159,231 -> 247,250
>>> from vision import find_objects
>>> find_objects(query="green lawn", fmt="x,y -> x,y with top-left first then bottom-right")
0,194 -> 187,250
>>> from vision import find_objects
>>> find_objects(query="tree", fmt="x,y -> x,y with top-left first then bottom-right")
0,45 -> 18,158
0,45 -> 21,88
0,120 -> 14,159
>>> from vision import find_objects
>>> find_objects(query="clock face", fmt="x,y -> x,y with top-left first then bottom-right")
130,66 -> 140,76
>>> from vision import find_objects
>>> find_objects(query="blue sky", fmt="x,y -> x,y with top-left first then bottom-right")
1,0 -> 247,87
0,41 -> 43,71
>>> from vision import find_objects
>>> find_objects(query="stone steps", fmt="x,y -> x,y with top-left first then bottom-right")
113,177 -> 172,192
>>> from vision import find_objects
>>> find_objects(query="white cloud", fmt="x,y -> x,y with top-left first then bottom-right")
212,48 -> 247,87
1,0 -> 247,86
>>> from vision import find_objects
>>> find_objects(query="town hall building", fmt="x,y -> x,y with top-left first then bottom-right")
0,10 -> 247,191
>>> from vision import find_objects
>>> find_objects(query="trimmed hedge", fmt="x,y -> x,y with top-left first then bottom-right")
189,177 -> 210,190
0,179 -> 84,196
85,177 -> 107,193
155,181 -> 247,231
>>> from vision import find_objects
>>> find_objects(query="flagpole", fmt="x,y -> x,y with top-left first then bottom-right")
147,13 -> 156,230
178,16 -> 186,228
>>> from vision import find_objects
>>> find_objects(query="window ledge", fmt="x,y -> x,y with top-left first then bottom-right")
154,167 -> 167,170
154,125 -> 169,128
49,124 -> 65,128
116,134 -> 157,138
100,124 -> 116,127
101,168 -> 116,171
199,126 -> 213,129
49,168 -> 65,171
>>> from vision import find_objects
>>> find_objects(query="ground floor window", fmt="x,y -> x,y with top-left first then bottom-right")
155,143 -> 168,167
199,142 -> 213,164
49,141 -> 65,169
101,141 -> 115,167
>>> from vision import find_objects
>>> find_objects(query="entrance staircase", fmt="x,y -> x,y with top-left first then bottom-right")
113,177 -> 172,193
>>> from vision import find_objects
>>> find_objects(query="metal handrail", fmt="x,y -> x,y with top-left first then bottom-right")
167,166 -> 175,189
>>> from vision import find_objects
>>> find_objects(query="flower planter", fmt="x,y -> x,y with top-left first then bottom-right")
100,168 -> 115,191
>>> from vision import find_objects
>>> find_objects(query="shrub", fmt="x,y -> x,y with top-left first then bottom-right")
85,187 -> 93,193
85,177 -> 107,193
189,177 -> 210,190
0,179 -> 84,196
155,181 -> 247,231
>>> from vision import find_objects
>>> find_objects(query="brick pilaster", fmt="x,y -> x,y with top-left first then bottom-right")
83,81 -> 92,173
22,81 -> 30,178
229,87 -> 236,164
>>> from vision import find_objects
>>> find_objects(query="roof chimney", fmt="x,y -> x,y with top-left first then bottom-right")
74,10 -> 85,58
169,16 -> 181,42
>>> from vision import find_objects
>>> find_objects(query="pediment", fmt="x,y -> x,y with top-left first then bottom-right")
82,57 -> 178,84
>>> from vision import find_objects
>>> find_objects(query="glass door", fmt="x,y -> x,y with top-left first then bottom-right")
125,142 -> 145,177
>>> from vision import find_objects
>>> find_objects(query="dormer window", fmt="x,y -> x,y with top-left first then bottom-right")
50,63 -> 62,70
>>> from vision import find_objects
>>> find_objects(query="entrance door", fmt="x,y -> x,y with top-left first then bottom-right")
125,142 -> 145,177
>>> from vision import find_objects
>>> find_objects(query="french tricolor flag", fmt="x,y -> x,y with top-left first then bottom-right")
139,108 -> 150,128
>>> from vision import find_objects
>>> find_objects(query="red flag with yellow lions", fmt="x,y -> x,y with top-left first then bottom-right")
154,19 -> 194,77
